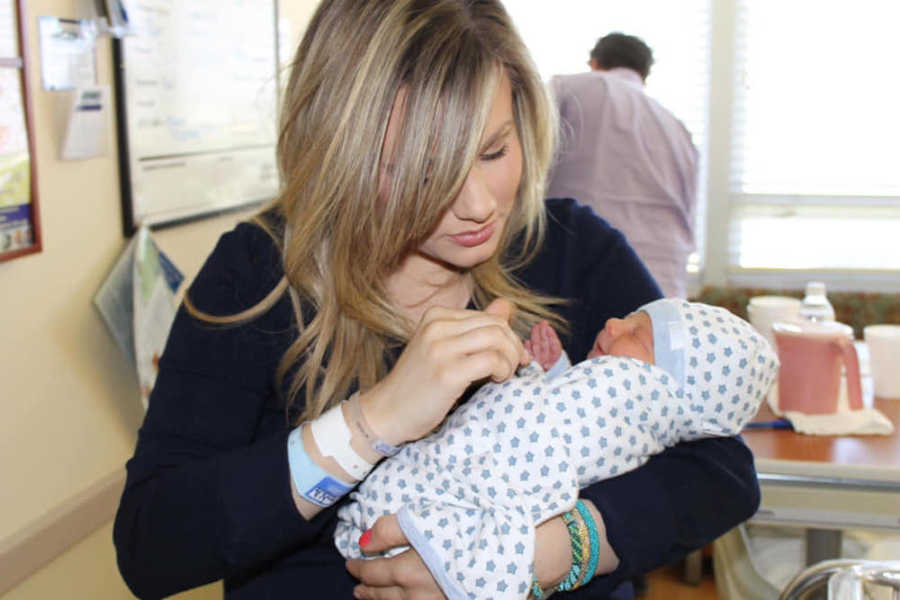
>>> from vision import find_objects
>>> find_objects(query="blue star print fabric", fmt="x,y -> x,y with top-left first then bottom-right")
336,300 -> 779,599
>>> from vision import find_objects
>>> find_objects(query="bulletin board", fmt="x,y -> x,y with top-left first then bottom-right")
0,0 -> 41,262
112,0 -> 280,236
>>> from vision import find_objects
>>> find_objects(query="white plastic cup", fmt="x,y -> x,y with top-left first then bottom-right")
747,296 -> 802,349
864,325 -> 900,399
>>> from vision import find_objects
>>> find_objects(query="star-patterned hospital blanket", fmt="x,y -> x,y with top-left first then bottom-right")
336,300 -> 779,599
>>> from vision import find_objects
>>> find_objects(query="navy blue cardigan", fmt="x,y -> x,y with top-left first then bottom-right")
114,198 -> 759,599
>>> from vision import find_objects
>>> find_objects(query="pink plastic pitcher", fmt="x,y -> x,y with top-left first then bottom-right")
772,320 -> 863,414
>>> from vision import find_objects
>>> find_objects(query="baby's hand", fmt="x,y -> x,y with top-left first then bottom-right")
524,320 -> 563,372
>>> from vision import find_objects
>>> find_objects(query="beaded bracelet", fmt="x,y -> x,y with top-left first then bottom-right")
530,576 -> 543,600
571,504 -> 593,588
575,500 -> 601,587
555,505 -> 588,592
534,501 -> 603,597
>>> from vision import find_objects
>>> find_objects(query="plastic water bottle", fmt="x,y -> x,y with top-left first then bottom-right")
798,281 -> 835,322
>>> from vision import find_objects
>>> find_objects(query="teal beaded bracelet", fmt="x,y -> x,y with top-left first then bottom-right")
535,501 -> 603,597
575,500 -> 601,586
555,508 -> 586,592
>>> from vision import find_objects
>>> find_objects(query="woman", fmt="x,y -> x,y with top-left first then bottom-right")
113,1 -> 759,599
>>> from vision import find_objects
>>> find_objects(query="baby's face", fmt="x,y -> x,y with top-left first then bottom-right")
588,311 -> 654,364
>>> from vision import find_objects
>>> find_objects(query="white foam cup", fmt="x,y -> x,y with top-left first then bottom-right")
864,324 -> 900,399
747,296 -> 802,349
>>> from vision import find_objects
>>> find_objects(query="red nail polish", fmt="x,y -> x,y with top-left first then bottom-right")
359,529 -> 372,548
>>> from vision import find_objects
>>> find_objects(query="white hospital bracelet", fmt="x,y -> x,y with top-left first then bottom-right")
309,403 -> 375,481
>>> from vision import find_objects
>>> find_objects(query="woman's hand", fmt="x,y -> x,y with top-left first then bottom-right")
345,514 -> 446,600
361,298 -> 528,445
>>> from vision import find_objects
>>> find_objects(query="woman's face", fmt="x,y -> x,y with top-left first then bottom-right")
383,73 -> 524,273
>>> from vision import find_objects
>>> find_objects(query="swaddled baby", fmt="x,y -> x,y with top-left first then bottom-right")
336,299 -> 779,599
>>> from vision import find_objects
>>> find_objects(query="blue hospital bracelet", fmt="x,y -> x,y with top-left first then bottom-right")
287,425 -> 354,507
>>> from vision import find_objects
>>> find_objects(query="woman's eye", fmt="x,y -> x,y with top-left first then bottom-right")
481,145 -> 508,161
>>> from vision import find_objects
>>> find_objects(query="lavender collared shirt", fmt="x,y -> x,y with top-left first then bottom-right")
547,68 -> 699,298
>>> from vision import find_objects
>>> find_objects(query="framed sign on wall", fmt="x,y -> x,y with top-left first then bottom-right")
0,0 -> 41,262
112,0 -> 280,236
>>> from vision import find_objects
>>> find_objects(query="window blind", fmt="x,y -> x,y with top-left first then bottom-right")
729,0 -> 900,280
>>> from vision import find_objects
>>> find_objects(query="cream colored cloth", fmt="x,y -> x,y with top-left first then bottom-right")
782,408 -> 894,436
767,380 -> 895,436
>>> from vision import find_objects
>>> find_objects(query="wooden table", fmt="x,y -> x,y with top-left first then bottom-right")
743,397 -> 900,565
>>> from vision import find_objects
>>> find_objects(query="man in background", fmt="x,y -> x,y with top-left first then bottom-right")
547,33 -> 699,298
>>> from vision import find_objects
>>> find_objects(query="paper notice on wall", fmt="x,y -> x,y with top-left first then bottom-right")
61,85 -> 110,160
94,226 -> 184,409
37,17 -> 97,91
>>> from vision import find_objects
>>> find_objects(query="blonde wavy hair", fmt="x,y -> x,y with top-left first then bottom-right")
186,0 -> 562,422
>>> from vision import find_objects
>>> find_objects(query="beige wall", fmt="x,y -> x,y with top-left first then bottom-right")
0,1 -> 319,598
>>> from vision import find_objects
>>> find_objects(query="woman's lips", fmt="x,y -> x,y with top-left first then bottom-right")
449,222 -> 496,247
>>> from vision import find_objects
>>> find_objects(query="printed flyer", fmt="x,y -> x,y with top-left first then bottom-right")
94,226 -> 184,409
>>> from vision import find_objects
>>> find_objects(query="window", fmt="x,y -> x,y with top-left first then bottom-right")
506,1 -> 900,292
728,0 -> 900,288
503,0 -> 712,272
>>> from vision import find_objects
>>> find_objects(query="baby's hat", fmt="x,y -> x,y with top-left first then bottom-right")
639,298 -> 780,436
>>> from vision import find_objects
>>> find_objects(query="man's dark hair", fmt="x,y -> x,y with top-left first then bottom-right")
589,32 -> 654,81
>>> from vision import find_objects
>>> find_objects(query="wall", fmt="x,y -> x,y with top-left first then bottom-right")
0,0 -> 319,598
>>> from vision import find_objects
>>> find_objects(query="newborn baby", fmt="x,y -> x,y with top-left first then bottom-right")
336,299 -> 779,599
